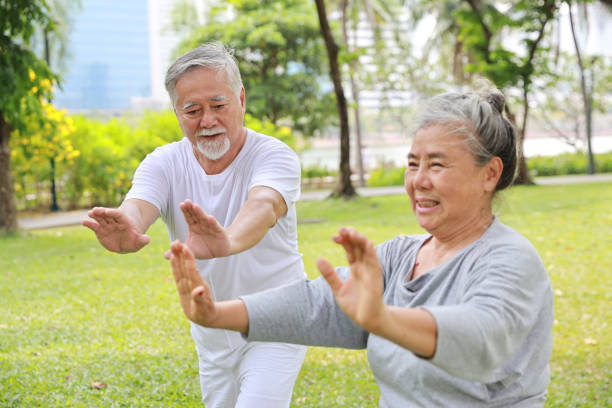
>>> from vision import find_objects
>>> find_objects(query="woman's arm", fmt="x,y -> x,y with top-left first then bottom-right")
169,241 -> 249,332
317,228 -> 437,358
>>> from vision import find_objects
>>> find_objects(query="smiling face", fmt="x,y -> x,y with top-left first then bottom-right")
405,125 -> 501,240
174,66 -> 246,174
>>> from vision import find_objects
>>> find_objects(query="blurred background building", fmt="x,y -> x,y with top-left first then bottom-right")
54,0 -> 188,113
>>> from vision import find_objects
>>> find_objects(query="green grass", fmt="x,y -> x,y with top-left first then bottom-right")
1,182 -> 610,407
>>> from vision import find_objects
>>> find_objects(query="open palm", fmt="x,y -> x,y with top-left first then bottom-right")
83,207 -> 150,253
181,200 -> 231,259
169,240 -> 217,326
317,228 -> 385,332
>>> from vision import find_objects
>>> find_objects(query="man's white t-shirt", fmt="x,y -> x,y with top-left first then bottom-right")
125,129 -> 306,357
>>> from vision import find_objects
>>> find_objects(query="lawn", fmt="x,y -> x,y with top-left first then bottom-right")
1,182 -> 610,407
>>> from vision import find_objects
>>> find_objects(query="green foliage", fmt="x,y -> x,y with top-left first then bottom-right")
453,0 -> 558,91
0,0 -> 57,131
174,0 -> 335,136
367,165 -> 405,187
301,165 -> 336,179
62,116 -> 137,208
528,152 -> 612,177
361,151 -> 612,188
244,113 -> 298,150
531,53 -> 612,147
11,109 -> 303,209
2,183 -> 611,406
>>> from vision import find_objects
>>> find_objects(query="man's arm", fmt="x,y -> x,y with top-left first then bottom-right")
179,185 -> 288,259
83,198 -> 160,253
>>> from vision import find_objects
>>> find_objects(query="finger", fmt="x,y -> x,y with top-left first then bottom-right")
182,245 -> 205,286
317,257 -> 343,295
136,234 -> 151,248
191,204 -> 211,225
348,229 -> 367,260
334,228 -> 360,264
180,200 -> 197,225
170,241 -> 189,288
107,209 -> 128,225
82,219 -> 99,232
88,207 -> 105,218
87,209 -> 111,227
192,282 -> 211,304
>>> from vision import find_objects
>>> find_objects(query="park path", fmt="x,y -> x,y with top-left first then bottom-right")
17,173 -> 612,231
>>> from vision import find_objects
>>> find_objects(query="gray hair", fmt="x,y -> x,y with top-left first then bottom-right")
164,42 -> 243,109
412,88 -> 518,192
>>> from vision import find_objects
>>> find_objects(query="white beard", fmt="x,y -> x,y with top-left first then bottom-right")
195,128 -> 230,160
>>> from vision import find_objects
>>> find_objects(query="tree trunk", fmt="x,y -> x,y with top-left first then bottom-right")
340,0 -> 366,187
50,157 -> 60,211
568,4 -> 596,174
350,74 -> 366,187
315,0 -> 355,198
504,105 -> 534,185
0,112 -> 18,232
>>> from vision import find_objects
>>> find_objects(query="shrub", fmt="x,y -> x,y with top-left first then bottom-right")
528,151 -> 612,176
12,109 -> 302,210
367,166 -> 405,187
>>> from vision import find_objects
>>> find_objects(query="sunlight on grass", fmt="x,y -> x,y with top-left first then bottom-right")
1,182 -> 610,406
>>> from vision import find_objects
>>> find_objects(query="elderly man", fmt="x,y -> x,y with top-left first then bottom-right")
83,43 -> 306,408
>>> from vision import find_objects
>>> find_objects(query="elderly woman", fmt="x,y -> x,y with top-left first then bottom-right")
169,88 -> 553,407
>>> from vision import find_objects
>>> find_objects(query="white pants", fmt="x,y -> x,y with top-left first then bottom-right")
194,341 -> 307,408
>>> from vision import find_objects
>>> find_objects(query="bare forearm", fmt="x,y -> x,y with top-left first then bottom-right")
207,299 -> 250,334
370,306 -> 438,358
226,187 -> 286,254
119,199 -> 158,233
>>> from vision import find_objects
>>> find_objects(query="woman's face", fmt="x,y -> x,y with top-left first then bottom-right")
404,125 -> 498,239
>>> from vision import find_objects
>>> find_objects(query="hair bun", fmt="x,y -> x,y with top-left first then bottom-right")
486,93 -> 505,114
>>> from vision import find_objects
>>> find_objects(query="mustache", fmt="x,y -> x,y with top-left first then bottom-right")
195,128 -> 226,137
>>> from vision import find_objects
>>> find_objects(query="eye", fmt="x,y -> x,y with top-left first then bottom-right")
185,108 -> 201,116
213,104 -> 226,110
407,160 -> 418,169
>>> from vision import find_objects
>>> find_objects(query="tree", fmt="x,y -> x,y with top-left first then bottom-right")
315,0 -> 355,198
453,0 -> 561,185
1,0 -> 56,232
338,0 -> 400,187
566,0 -> 596,174
10,89 -> 79,211
530,56 -> 612,158
173,0 -> 335,137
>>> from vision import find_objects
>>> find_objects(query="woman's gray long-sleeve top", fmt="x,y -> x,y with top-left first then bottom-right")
242,217 -> 554,407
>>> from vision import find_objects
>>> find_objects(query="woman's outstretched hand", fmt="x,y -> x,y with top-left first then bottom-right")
316,228 -> 385,333
169,240 -> 218,327
168,240 -> 250,333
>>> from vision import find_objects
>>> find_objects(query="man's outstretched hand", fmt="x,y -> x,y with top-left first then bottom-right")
169,240 -> 218,327
179,199 -> 231,259
83,207 -> 150,253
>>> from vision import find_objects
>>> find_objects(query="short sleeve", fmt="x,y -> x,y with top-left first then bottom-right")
249,143 -> 301,208
125,149 -> 171,216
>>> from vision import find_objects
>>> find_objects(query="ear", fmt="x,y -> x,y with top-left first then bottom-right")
483,156 -> 503,193
239,87 -> 246,113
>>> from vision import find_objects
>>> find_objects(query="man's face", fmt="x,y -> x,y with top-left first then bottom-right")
174,66 -> 246,171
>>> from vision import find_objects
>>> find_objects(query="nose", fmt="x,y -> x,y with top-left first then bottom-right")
199,109 -> 216,128
407,165 -> 431,191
